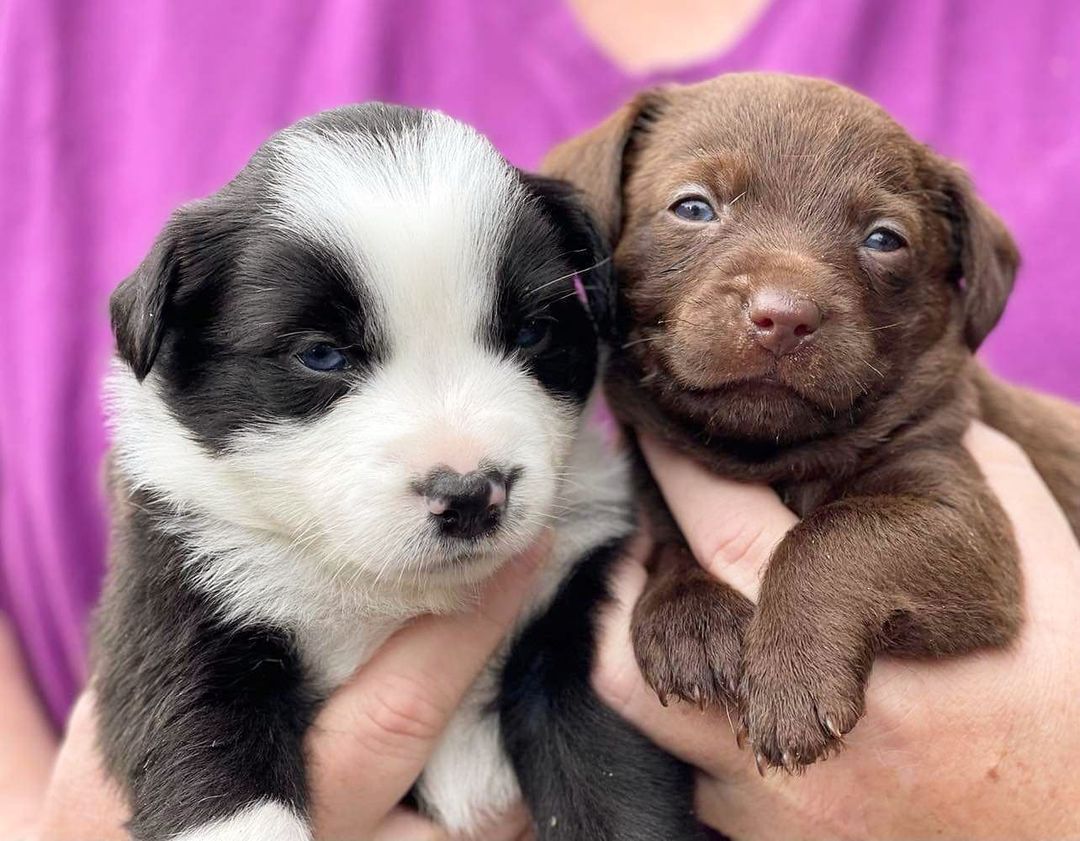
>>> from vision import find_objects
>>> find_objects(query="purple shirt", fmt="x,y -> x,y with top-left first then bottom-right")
2,0 -> 1077,726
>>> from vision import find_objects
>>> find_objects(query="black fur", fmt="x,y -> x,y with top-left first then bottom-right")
520,174 -> 617,342
112,194 -> 387,453
490,174 -> 614,406
501,540 -> 708,841
99,103 -> 695,841
95,488 -> 319,839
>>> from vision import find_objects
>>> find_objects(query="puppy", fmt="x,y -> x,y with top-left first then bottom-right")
545,73 -> 1080,771
97,105 -> 706,840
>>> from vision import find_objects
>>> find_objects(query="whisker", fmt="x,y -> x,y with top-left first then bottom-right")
621,334 -> 665,349
528,256 -> 612,297
862,359 -> 885,379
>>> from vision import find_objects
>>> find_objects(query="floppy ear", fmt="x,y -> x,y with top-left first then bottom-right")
110,220 -> 184,381
522,173 -> 617,339
937,160 -> 1020,350
540,89 -> 667,247
110,201 -> 229,380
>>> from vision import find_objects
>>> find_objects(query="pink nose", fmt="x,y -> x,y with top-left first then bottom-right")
748,290 -> 822,356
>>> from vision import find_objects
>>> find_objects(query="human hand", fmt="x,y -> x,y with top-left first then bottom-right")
595,422 -> 1080,840
34,537 -> 551,841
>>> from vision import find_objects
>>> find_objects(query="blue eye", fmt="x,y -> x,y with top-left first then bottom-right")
515,318 -> 553,353
863,228 -> 906,252
671,197 -> 717,223
297,343 -> 347,372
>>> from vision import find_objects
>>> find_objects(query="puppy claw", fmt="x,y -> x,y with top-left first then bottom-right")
631,569 -> 750,714
823,713 -> 843,740
781,751 -> 798,774
656,688 -> 669,708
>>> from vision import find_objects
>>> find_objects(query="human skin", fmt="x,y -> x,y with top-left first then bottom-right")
0,616 -> 58,840
13,422 -> 1080,840
595,421 -> 1080,840
25,536 -> 552,841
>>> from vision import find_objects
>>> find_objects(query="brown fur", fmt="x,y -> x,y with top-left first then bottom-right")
544,73 -> 1080,770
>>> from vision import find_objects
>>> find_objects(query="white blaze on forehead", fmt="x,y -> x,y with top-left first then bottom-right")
268,111 -> 525,349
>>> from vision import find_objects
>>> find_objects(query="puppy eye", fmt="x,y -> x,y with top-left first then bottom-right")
670,197 -> 717,223
297,343 -> 348,372
514,318 -> 553,354
863,228 -> 906,252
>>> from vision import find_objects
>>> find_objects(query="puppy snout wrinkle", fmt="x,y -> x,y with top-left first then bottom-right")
420,467 -> 511,540
747,288 -> 821,356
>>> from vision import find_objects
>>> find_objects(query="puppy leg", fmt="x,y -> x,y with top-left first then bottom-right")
740,455 -> 1022,770
632,541 -> 753,709
500,540 -> 709,841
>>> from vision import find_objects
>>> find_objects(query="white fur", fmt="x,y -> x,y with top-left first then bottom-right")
418,419 -> 631,833
268,110 -> 522,343
105,113 -> 632,836
106,115 -> 571,631
169,801 -> 310,841
420,665 -> 518,834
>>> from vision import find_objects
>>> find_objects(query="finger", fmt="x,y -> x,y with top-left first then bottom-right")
593,543 -> 752,781
448,802 -> 534,841
310,532 -> 552,837
37,692 -> 130,841
373,803 -> 535,841
640,434 -> 798,600
372,808 -> 450,841
964,421 -> 1080,623
965,421 -> 1079,559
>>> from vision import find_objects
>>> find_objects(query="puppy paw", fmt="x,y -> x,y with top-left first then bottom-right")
738,632 -> 866,772
631,572 -> 751,709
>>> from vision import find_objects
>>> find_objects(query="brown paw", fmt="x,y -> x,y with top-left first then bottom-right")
738,629 -> 867,771
631,570 -> 751,709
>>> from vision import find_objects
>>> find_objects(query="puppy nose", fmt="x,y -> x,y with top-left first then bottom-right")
748,290 -> 822,356
419,468 -> 509,540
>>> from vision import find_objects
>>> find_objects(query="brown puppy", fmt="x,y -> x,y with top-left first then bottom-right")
544,73 -> 1080,771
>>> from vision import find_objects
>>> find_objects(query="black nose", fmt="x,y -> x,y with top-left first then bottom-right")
419,468 -> 510,540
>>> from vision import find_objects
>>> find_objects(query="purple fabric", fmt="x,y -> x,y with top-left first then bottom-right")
1,0 -> 1077,727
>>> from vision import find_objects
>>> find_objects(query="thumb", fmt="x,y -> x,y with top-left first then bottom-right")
309,531 -> 552,838
640,434 -> 797,600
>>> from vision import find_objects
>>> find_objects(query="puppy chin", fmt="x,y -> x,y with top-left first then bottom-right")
671,382 -> 833,444
645,339 -> 879,437
430,531 -> 533,574
356,507 -> 545,595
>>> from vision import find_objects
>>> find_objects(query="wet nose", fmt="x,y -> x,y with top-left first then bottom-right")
747,289 -> 822,356
419,468 -> 510,540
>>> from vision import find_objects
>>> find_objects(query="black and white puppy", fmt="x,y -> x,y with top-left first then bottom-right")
97,105 -> 704,841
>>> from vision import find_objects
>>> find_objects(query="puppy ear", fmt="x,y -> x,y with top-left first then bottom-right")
541,89 -> 667,246
110,219 -> 184,381
110,201 -> 228,380
522,173 -> 616,339
937,160 -> 1019,350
